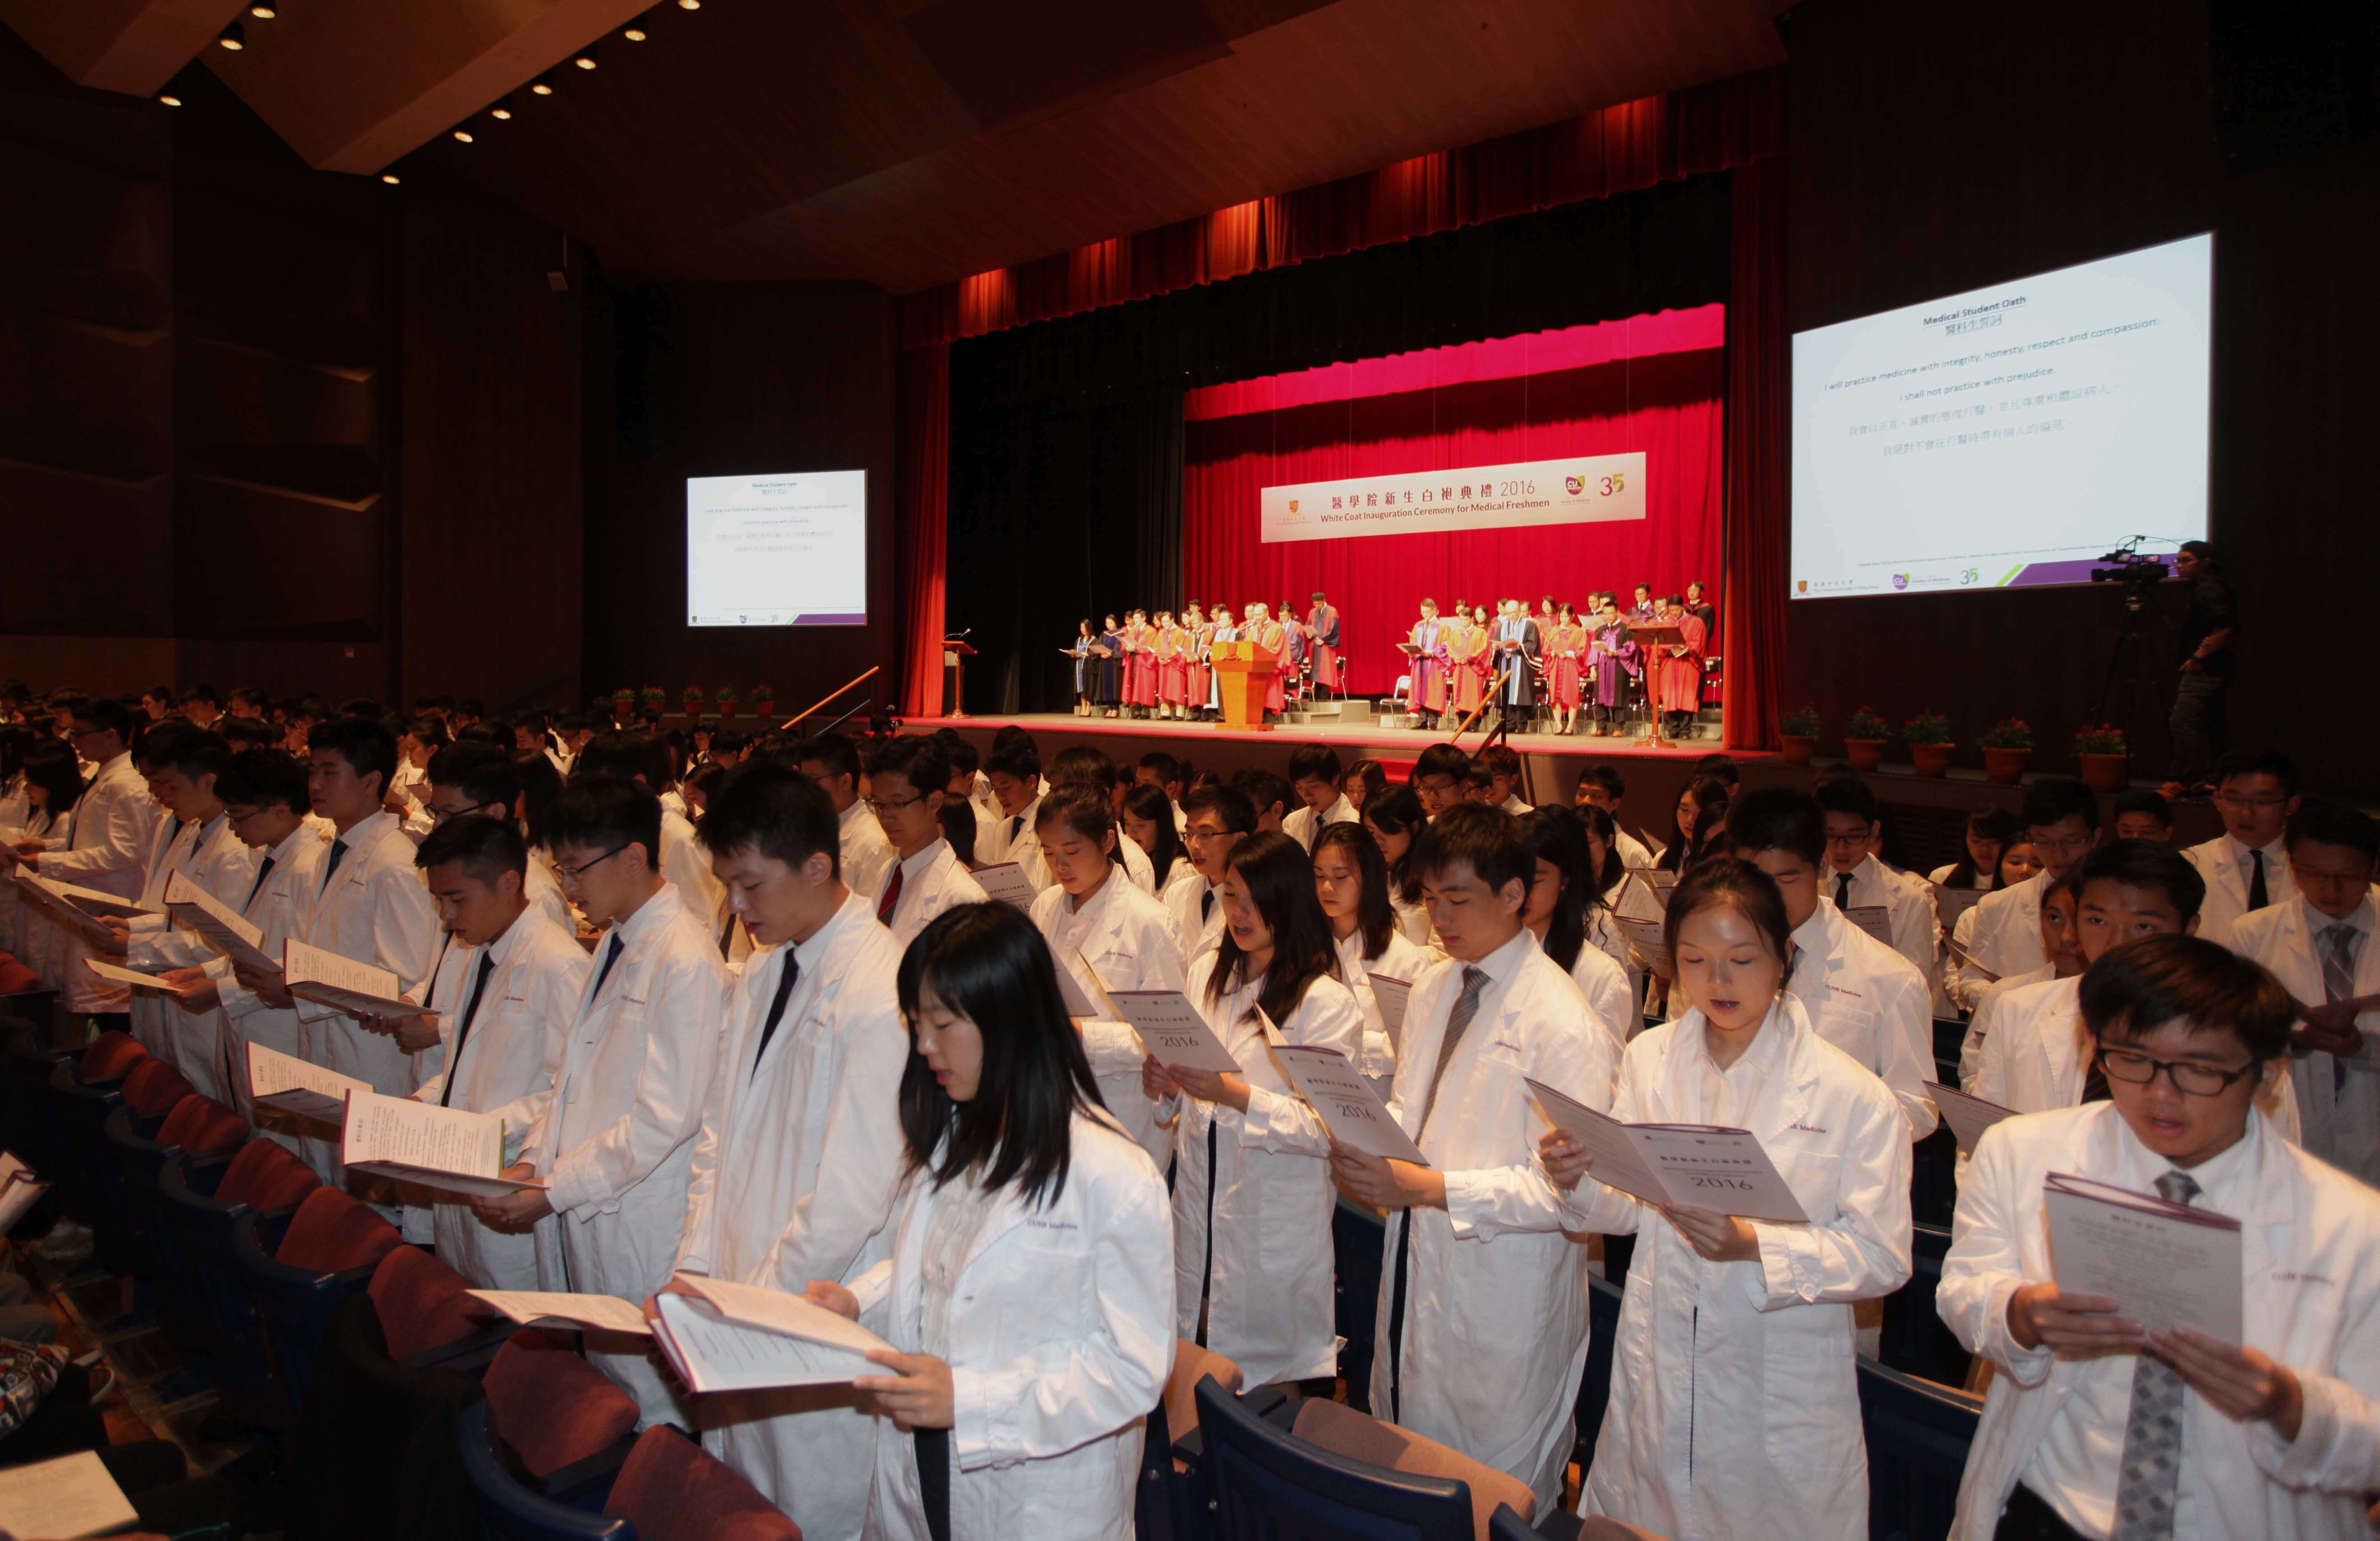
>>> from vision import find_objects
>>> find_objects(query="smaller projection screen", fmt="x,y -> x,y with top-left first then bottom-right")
686,470 -> 867,626
1790,233 -> 2212,598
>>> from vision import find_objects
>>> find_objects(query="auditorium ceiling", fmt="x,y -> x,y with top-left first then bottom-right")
1,0 -> 1788,292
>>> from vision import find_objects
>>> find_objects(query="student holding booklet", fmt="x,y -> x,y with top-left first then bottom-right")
1143,831 -> 1363,1389
1938,935 -> 2380,1541
800,904 -> 1173,1541
1538,857 -> 1912,1540
1311,822 -> 1433,1101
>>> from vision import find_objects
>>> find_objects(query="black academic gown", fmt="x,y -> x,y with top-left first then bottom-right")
1094,630 -> 1123,704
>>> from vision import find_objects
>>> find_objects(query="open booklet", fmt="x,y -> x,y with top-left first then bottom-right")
0,1152 -> 51,1234
1623,866 -> 1679,910
2043,1171 -> 2243,1340
1926,1081 -> 2016,1156
10,873 -> 124,949
466,1289 -> 654,1336
1365,974 -> 1413,1053
972,861 -> 1038,913
284,938 -> 420,1018
1052,947 -> 1124,1023
1107,989 -> 1241,1073
1611,914 -> 1673,980
1526,1076 -> 1810,1223
0,1449 -> 140,1540
247,1042 -> 371,1126
83,957 -> 179,993
27,873 -> 160,921
649,1273 -> 895,1394
165,870 -> 279,974
1943,935 -> 1999,983
1270,1042 -> 1427,1165
1931,883 -> 1987,928
1840,904 -> 1897,949
340,1087 -> 542,1197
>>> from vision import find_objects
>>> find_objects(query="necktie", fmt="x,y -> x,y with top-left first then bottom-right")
321,838 -> 349,890
2323,923 -> 2360,1093
1201,886 -> 1215,923
1008,814 -> 1023,844
589,932 -> 625,1002
1835,871 -> 1855,911
750,950 -> 801,1075
877,863 -> 905,925
1419,965 -> 1492,1132
246,854 -> 276,909
1390,963 -> 1492,1417
2109,1169 -> 2201,1541
2246,848 -> 2267,912
440,952 -> 499,1107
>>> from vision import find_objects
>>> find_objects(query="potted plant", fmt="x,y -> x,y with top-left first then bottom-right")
641,684 -> 666,716
612,687 -> 636,719
1780,705 -> 1821,766
1903,711 -> 1955,778
679,684 -> 704,719
1978,718 -> 2033,784
1843,707 -> 1890,771
717,683 -> 740,718
2074,723 -> 2129,792
750,684 -> 774,724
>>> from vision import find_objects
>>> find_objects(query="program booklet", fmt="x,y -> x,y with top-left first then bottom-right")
1365,973 -> 1413,1052
340,1088 -> 540,1197
2043,1171 -> 2242,1340
649,1273 -> 893,1393
246,1042 -> 371,1126
165,870 -> 278,974
1526,1076 -> 1810,1223
1926,1081 -> 2016,1155
1106,989 -> 1241,1073
972,861 -> 1038,913
466,1290 -> 654,1336
284,938 -> 418,1018
0,1152 -> 50,1233
10,873 -> 122,948
1612,914 -> 1673,980
1271,1043 -> 1427,1165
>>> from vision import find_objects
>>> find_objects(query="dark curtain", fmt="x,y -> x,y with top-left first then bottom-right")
1722,158 -> 1787,750
947,174 -> 1732,712
895,343 -> 950,715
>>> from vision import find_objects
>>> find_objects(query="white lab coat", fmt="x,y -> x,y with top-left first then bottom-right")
1163,868 -> 1225,968
855,1109 -> 1173,1541
290,810 -> 441,1108
835,798 -> 897,900
880,838 -> 989,949
1785,898 -> 1939,1139
523,853 -> 574,940
1115,831 -> 1157,895
511,882 -> 727,1425
2184,831 -> 2297,948
125,813 -> 258,1100
1034,874 -> 1186,1169
1333,927 -> 1436,1097
1371,930 -> 1616,1513
659,806 -> 727,935
1566,996 -> 1913,1539
1956,963 -> 2056,1090
37,752 -> 165,1013
1164,957 -> 1363,1385
1952,871 -> 2048,1010
1536,929 -> 1629,1055
1939,1103 -> 2380,1541
1830,852 -> 1939,989
123,812 -> 186,1066
205,824 -> 328,1145
676,892 -> 910,1539
408,907 -> 588,1290
2230,893 -> 2380,1186
1281,796 -> 1358,853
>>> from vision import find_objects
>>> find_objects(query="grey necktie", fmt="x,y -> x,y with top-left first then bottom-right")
2322,923 -> 2360,1093
2109,1168 -> 2202,1541
1418,966 -> 1491,1132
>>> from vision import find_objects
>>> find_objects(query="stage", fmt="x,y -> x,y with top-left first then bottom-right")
901,712 -> 1759,764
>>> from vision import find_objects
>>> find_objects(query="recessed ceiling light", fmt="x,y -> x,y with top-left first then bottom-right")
452,127 -> 474,143
248,1 -> 276,17
677,0 -> 700,9
530,72 -> 556,96
381,173 -> 401,184
490,98 -> 514,120
216,21 -> 245,49
157,92 -> 182,106
573,43 -> 598,69
624,24 -> 648,41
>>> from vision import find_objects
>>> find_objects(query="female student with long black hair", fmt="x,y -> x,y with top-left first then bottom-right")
1361,782 -> 1433,945
1517,807 -> 1634,1051
1143,831 -> 1363,1389
1311,822 -> 1434,1100
1653,774 -> 1730,876
806,903 -> 1173,1541
1538,858 -> 1912,1540
1120,782 -> 1188,894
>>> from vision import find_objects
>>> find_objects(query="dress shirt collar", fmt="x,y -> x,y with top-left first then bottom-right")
898,837 -> 953,881
2302,890 -> 2375,940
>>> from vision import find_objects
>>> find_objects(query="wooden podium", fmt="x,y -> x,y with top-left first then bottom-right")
1210,640 -> 1279,732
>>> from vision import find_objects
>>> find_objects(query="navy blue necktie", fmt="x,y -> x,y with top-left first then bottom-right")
590,932 -> 625,1001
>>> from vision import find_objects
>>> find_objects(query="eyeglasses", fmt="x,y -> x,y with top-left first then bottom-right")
1184,826 -> 1236,846
2212,793 -> 2290,812
1413,776 -> 1458,796
551,843 -> 631,884
2095,1045 -> 2260,1098
865,793 -> 925,817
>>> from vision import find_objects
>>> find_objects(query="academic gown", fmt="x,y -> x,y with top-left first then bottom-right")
1654,612 -> 1706,714
1590,623 -> 1641,709
1547,623 -> 1587,708
1094,630 -> 1124,706
1308,604 -> 1343,690
1410,618 -> 1447,713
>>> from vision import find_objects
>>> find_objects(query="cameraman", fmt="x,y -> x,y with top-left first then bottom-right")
2164,539 -> 2237,796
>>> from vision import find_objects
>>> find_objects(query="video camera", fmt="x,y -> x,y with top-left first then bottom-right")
2089,539 -> 2169,586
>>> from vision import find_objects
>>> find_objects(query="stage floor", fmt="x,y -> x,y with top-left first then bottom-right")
903,712 -> 1763,762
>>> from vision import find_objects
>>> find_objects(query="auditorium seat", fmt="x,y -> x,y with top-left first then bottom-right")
1857,1353 -> 1983,1541
235,1187 -> 404,1420
0,955 -> 42,996
1141,1340 -> 1244,1541
159,1137 -> 321,1425
1878,1222 -> 1970,1388
0,1015 -> 70,1240
44,1038 -> 145,1225
1571,1271 -> 1624,1471
1292,1396 -> 1538,1541
1194,1373 -> 1487,1541
92,1059 -> 198,1275
459,1330 -> 644,1541
603,1425 -> 801,1541
1491,1504 -> 1658,1541
83,1030 -> 148,1081
368,1245 -> 501,1363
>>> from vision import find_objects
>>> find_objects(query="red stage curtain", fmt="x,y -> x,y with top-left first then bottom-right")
1183,312 -> 1725,697
895,343 -> 950,716
1721,160 -> 1787,751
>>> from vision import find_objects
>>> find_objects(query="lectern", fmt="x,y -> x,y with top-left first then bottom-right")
1210,640 -> 1279,732
942,637 -> 976,718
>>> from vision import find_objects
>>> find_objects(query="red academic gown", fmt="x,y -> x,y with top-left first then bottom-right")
1411,618 -> 1446,712
1187,624 -> 1214,706
1252,620 -> 1288,712
1547,623 -> 1587,709
1156,625 -> 1187,704
1656,612 -> 1708,712
1307,604 -> 1342,690
1123,624 -> 1156,706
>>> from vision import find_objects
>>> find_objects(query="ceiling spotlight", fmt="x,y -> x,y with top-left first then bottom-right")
452,126 -> 474,143
216,20 -> 245,49
573,43 -> 598,69
157,92 -> 182,106
677,0 -> 700,9
489,98 -> 514,120
623,21 -> 648,41
381,173 -> 401,185
248,0 -> 276,17
529,72 -> 556,96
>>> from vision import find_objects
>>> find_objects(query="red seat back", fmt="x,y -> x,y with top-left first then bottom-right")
273,1188 -> 403,1275
158,1096 -> 249,1155
484,1329 -> 640,1477
217,1139 -> 322,1212
122,1059 -> 197,1118
0,960 -> 38,994
80,1031 -> 147,1082
604,1426 -> 801,1541
367,1246 -> 483,1360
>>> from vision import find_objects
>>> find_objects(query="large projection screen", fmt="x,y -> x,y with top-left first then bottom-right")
1790,233 -> 2211,598
686,470 -> 867,627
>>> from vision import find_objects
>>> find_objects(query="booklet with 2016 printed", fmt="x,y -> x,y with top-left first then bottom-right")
1107,989 -> 1242,1073
283,938 -> 417,1018
165,870 -> 278,974
972,861 -> 1038,913
1271,1043 -> 1428,1166
1525,1076 -> 1810,1223
340,1088 -> 541,1197
1926,1081 -> 2016,1156
246,1042 -> 371,1126
466,1289 -> 653,1337
648,1272 -> 893,1393
2043,1171 -> 2242,1341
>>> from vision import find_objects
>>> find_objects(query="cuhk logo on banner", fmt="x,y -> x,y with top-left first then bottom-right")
1892,574 -> 1909,591
1287,499 -> 1299,513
